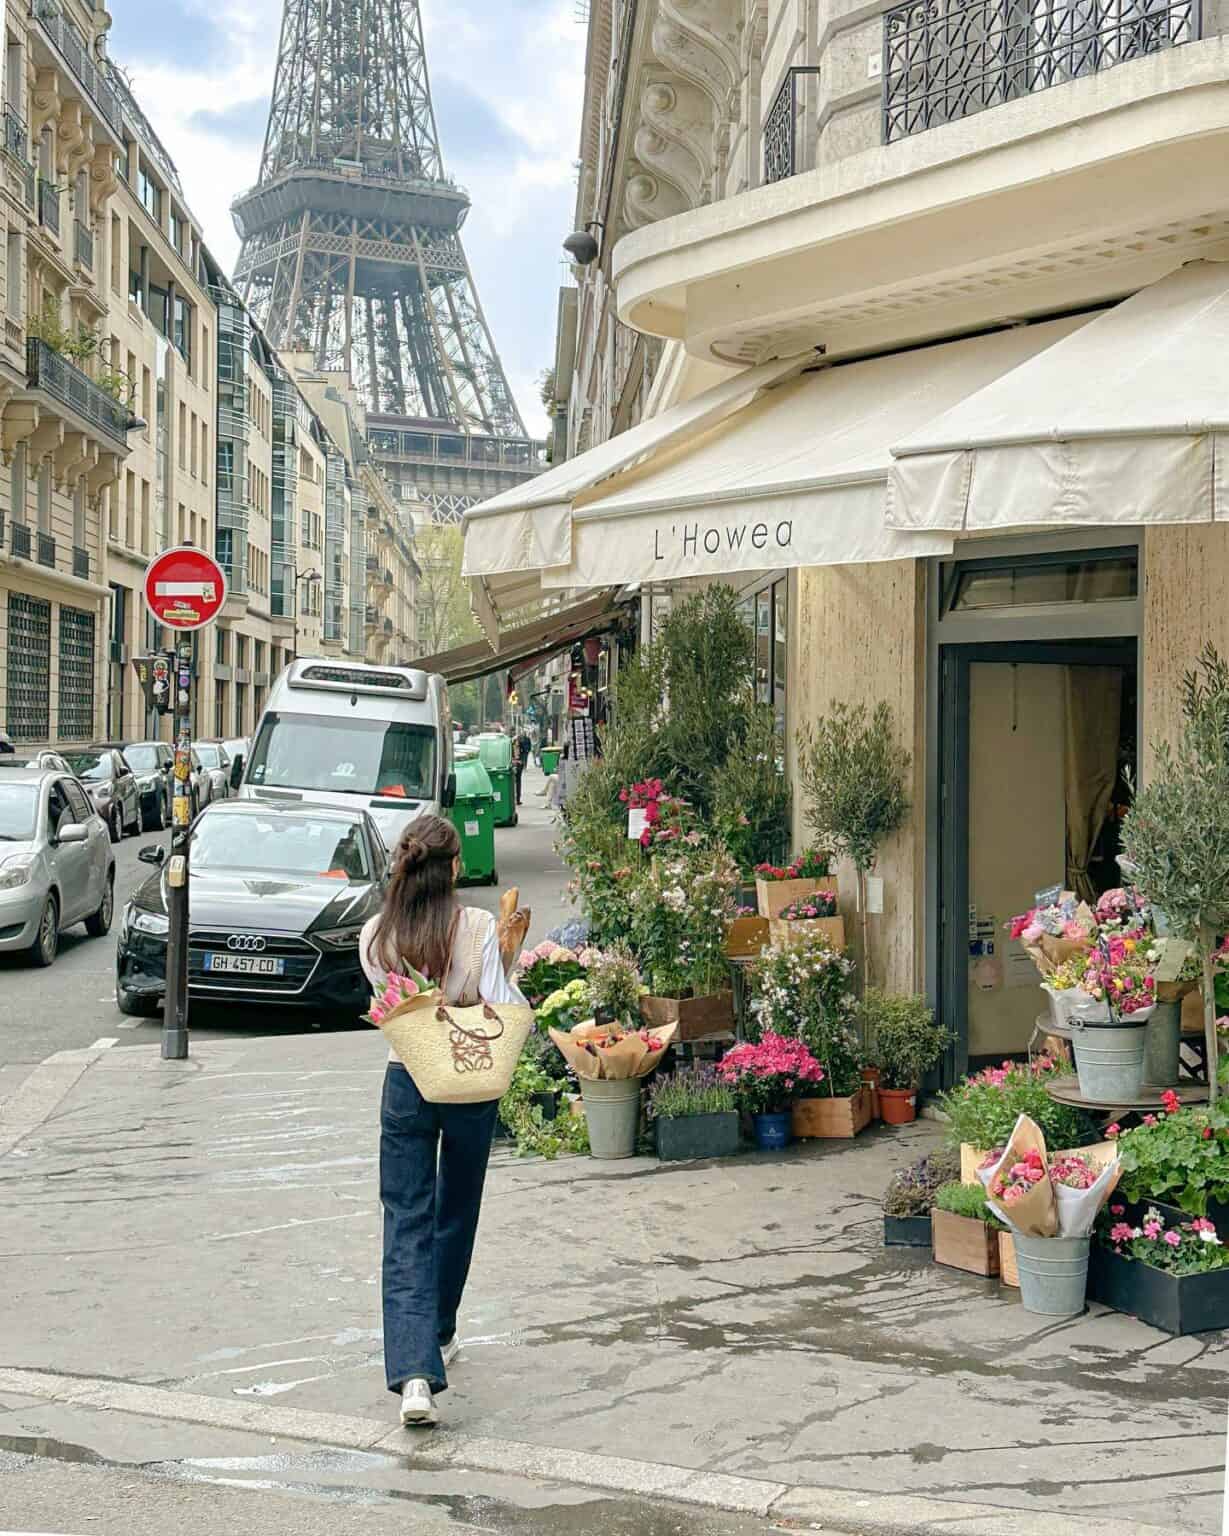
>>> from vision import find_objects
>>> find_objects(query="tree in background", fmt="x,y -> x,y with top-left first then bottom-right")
415,523 -> 481,658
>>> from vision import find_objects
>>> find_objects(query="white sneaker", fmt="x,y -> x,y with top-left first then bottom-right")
400,1378 -> 438,1427
441,1334 -> 460,1369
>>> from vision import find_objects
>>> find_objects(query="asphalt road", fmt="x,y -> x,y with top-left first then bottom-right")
0,768 -> 570,1074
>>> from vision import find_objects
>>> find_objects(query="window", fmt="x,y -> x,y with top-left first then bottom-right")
110,213 -> 121,292
5,229 -> 19,320
6,36 -> 22,117
941,549 -> 1139,614
215,627 -> 227,664
170,210 -> 185,253
138,166 -> 161,221
11,440 -> 25,525
72,481 -> 85,549
177,401 -> 186,467
190,411 -> 197,476
200,322 -> 209,384
36,461 -> 50,532
128,267 -> 142,306
124,468 -> 135,547
140,478 -> 150,553
173,294 -> 190,368
141,365 -> 151,426
247,713 -> 437,801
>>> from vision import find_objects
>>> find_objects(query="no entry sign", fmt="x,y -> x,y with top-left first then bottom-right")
143,545 -> 227,631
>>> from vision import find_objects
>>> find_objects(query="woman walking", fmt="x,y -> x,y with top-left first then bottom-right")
361,814 -> 526,1427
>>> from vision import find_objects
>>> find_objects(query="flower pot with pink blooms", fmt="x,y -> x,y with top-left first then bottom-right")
717,1033 -> 825,1152
768,889 -> 845,952
754,850 -> 835,920
1090,1204 -> 1229,1334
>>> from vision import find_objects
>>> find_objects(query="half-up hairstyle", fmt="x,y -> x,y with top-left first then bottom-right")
370,814 -> 462,983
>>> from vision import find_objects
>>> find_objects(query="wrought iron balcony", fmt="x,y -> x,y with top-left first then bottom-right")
11,521 -> 30,559
37,177 -> 60,235
74,219 -> 93,271
30,0 -> 125,140
763,67 -> 819,184
72,545 -> 89,579
0,511 -> 5,549
36,531 -> 55,568
2,105 -> 27,164
26,337 -> 137,448
882,0 -> 1199,142
365,604 -> 379,626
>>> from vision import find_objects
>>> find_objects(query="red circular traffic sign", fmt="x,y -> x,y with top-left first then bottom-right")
143,545 -> 227,631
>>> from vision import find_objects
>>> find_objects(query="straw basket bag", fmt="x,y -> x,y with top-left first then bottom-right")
378,991 -> 534,1103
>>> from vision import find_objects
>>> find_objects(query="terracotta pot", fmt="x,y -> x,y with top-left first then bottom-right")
878,1085 -> 917,1125
860,1065 -> 881,1120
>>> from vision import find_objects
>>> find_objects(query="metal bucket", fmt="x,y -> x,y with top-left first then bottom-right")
1143,1000 -> 1182,1087
579,1078 -> 642,1159
1013,1234 -> 1090,1317
1071,1019 -> 1147,1101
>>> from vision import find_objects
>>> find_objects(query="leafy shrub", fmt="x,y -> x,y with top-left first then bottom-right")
861,990 -> 952,1090
1114,1105 -> 1229,1215
937,1060 -> 1098,1152
934,1180 -> 994,1221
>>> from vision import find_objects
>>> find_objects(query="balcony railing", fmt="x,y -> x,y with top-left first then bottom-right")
763,67 -> 820,184
74,219 -> 93,271
365,604 -> 379,626
72,545 -> 89,579
26,337 -> 136,447
882,0 -> 1199,142
2,105 -> 27,164
36,531 -> 54,568
37,176 -> 60,235
31,0 -> 125,140
0,511 -> 5,549
11,521 -> 30,559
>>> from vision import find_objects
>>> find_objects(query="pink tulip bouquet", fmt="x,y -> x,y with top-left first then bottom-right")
364,965 -> 435,1028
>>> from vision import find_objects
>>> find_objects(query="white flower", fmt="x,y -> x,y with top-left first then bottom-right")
1199,1229 -> 1220,1244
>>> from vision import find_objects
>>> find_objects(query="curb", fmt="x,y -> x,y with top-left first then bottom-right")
0,1367 -> 1174,1536
0,1045 -> 112,1159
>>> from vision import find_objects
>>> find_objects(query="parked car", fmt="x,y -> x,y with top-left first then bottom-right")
0,766 -> 115,966
62,746 -> 141,843
115,800 -> 387,1017
193,741 -> 234,804
121,741 -> 175,831
223,736 -> 249,789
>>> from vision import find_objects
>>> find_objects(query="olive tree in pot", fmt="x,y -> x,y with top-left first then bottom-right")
1120,644 -> 1229,1106
860,990 -> 952,1124
796,700 -> 910,996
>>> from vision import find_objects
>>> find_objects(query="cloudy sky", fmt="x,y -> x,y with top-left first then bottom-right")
105,0 -> 586,438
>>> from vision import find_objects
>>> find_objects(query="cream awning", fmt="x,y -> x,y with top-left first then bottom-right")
537,317 -> 1086,591
462,352 -> 809,635
888,261 -> 1229,533
414,592 -> 630,685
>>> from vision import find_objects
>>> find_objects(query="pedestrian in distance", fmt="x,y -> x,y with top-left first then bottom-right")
361,814 -> 527,1428
514,727 -> 532,805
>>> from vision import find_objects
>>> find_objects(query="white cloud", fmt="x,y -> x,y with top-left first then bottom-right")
106,0 -> 585,437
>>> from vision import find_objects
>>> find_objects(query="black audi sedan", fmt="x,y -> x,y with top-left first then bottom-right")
115,800 -> 388,1018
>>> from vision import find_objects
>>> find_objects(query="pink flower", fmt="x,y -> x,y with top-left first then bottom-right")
1142,1114 -> 1158,1127
1109,1222 -> 1134,1243
1110,1204 -> 1125,1216
1105,1123 -> 1120,1139
1163,1230 -> 1182,1248
1160,1089 -> 1181,1116
1143,1219 -> 1162,1239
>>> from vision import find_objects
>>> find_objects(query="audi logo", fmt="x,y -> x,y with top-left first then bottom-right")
226,934 -> 268,952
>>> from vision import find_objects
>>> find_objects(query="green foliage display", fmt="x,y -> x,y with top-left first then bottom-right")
883,1149 -> 961,1216
712,702 -> 790,873
1121,643 -> 1229,1103
1114,1105 -> 1229,1215
860,990 -> 952,1090
937,1063 -> 1098,1153
498,1055 -> 589,1160
934,1180 -> 997,1222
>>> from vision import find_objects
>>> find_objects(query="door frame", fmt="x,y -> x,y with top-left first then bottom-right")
924,530 -> 1145,1083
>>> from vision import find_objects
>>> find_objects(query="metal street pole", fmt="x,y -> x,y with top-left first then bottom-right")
162,638 -> 193,1060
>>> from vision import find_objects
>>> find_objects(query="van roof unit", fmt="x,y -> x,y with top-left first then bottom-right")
289,660 -> 430,701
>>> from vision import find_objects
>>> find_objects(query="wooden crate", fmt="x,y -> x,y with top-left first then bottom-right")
725,915 -> 770,959
640,991 -> 736,1043
960,1143 -> 991,1185
931,1209 -> 1001,1277
755,875 -> 837,919
769,915 -> 846,951
999,1230 -> 1020,1288
791,1085 -> 872,1139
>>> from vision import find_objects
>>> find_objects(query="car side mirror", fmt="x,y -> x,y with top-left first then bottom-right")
139,845 -> 166,867
230,761 -> 243,790
56,822 -> 88,845
441,772 -> 456,809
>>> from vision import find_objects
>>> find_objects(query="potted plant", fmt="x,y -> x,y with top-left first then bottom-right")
717,1032 -> 825,1149
497,1053 -> 589,1160
768,888 -> 844,952
863,990 -> 952,1125
931,1181 -> 1002,1276
746,932 -> 870,1138
796,700 -> 911,993
586,943 -> 643,1025
549,1015 -> 675,1159
1112,1098 -> 1229,1225
937,1058 -> 1099,1180
517,941 -> 594,1006
883,1148 -> 959,1246
1090,1204 -> 1229,1334
647,1064 -> 741,1161
634,840 -> 739,1042
753,849 -> 833,919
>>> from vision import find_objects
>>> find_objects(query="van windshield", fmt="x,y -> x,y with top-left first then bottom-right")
246,712 -> 437,800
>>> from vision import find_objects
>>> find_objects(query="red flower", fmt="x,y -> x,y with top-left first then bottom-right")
1203,1126 -> 1215,1140
1160,1089 -> 1181,1116
1105,1123 -> 1120,1138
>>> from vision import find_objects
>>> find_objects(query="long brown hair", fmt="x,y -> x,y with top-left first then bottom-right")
371,814 -> 462,982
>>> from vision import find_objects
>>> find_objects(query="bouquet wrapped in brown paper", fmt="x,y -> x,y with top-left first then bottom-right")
549,1020 -> 676,1081
979,1114 -> 1119,1238
1007,893 -> 1095,977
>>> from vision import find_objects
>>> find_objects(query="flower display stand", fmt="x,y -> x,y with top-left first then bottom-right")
1044,1076 -> 1209,1113
755,875 -> 837,920
640,991 -> 736,1044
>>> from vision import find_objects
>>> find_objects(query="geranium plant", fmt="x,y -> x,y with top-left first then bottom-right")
1113,1102 -> 1229,1215
755,850 -> 830,882
717,1032 -> 825,1115
938,1058 -> 1098,1152
776,891 -> 838,921
1104,1205 -> 1228,1275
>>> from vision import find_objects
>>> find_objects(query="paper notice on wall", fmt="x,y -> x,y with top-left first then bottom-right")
865,876 -> 884,914
627,808 -> 647,841
1005,943 -> 1040,989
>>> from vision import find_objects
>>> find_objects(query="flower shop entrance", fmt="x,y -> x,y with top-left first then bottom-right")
929,536 -> 1143,1083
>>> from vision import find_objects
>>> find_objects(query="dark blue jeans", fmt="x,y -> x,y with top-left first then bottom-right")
380,1062 -> 498,1395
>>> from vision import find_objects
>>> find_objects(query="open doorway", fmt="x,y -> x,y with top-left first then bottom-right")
937,637 -> 1138,1077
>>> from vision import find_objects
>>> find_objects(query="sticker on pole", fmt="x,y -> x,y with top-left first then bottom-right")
143,546 -> 227,631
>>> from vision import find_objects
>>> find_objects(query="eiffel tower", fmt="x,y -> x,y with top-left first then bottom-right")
232,0 -> 540,523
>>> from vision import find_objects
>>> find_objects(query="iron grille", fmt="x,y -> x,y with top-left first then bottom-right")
763,67 -> 820,184
57,604 -> 95,740
10,521 -> 30,559
26,337 -> 135,446
883,0 -> 1199,141
0,511 -> 4,548
31,0 -> 124,138
72,545 -> 89,579
36,531 -> 55,567
74,219 -> 93,270
37,176 -> 59,235
6,593 -> 50,740
2,105 -> 27,163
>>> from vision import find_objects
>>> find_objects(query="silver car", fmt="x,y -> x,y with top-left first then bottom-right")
192,743 -> 232,806
0,767 -> 115,966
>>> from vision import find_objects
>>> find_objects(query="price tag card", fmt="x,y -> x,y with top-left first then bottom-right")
627,808 -> 647,841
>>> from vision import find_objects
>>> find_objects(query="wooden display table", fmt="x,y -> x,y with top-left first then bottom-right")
1045,1075 -> 1209,1113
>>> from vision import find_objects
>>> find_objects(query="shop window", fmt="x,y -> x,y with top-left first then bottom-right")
755,589 -> 771,705
942,549 -> 1138,614
772,578 -> 787,736
58,605 -> 95,740
6,592 -> 50,740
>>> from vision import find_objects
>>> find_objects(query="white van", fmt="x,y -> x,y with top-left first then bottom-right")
240,660 -> 455,851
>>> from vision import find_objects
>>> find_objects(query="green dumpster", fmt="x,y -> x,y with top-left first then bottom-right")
474,733 -> 517,828
540,745 -> 560,776
449,756 -> 497,885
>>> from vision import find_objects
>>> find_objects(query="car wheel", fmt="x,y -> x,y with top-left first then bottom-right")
116,979 -> 160,1018
108,807 -> 121,844
124,807 -> 141,837
29,893 -> 58,967
85,872 -> 114,938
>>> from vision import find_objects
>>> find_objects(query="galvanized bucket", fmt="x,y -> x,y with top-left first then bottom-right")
579,1077 -> 642,1159
1143,999 -> 1182,1087
1013,1234 -> 1090,1317
1070,1018 -> 1148,1101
